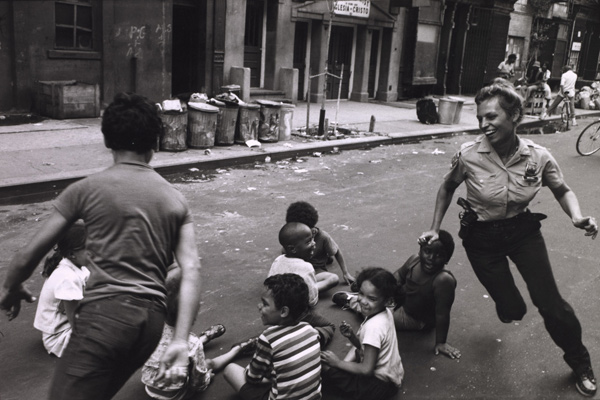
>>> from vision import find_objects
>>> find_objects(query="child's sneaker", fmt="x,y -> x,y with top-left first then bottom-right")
575,366 -> 597,397
572,118 -> 578,126
332,291 -> 358,310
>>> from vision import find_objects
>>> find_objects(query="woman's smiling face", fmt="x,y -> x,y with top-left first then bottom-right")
477,96 -> 518,147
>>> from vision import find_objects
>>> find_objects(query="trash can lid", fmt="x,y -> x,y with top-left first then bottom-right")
188,102 -> 219,112
279,103 -> 296,108
256,99 -> 281,107
221,84 -> 241,91
238,102 -> 261,109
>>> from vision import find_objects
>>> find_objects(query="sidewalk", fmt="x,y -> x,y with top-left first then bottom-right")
1,97 -> 598,205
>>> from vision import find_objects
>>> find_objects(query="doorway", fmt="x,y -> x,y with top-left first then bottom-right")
172,3 -> 203,96
368,30 -> 380,98
294,22 -> 309,101
244,0 -> 264,88
326,26 -> 353,99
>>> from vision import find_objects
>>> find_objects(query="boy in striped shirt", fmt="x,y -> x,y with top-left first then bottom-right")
224,274 -> 322,400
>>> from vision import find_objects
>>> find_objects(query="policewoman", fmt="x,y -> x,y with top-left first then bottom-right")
420,80 -> 598,397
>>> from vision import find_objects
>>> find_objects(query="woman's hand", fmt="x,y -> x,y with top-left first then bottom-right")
321,350 -> 341,368
419,230 -> 439,245
434,342 -> 461,359
573,217 -> 598,239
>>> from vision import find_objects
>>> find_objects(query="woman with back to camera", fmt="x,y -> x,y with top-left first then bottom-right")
420,79 -> 598,397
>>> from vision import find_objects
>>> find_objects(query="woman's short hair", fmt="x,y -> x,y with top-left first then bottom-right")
101,92 -> 163,153
475,80 -> 524,124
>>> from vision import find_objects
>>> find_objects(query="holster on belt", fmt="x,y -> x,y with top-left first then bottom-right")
457,197 -> 478,239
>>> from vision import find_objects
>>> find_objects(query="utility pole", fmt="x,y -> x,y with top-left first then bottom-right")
318,0 -> 335,136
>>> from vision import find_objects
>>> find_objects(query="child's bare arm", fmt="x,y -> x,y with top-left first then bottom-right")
63,300 -> 79,327
322,345 -> 379,376
334,250 -> 355,284
340,321 -> 361,350
433,274 -> 461,359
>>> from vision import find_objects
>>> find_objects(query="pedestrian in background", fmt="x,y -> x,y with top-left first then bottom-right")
497,54 -> 517,80
0,92 -> 203,400
542,64 -> 578,125
420,80 -> 598,397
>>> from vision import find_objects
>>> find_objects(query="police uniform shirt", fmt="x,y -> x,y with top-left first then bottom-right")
444,134 -> 564,221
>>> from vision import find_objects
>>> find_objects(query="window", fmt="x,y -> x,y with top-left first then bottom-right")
55,0 -> 93,49
505,36 -> 525,70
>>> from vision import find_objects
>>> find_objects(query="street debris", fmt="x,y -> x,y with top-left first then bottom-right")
312,152 -> 322,157
294,169 -> 308,173
283,143 -> 293,148
430,367 -> 436,372
204,149 -> 212,155
247,187 -> 257,191
431,148 -> 445,155
189,167 -> 199,172
245,140 -> 261,148
369,159 -> 382,164
264,156 -> 271,163
314,191 -> 325,196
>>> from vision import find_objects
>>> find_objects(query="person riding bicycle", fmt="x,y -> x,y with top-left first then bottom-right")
542,64 -> 577,126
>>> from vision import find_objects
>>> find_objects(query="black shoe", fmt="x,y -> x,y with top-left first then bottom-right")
575,366 -> 597,397
332,291 -> 358,310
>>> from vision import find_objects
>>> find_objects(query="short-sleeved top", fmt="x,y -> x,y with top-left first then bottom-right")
54,161 -> 192,305
397,255 -> 456,327
246,322 -> 322,400
561,70 -> 578,98
308,228 -> 339,270
34,258 -> 90,335
444,135 -> 564,221
497,61 -> 514,76
542,69 -> 551,82
358,308 -> 404,387
269,255 -> 319,307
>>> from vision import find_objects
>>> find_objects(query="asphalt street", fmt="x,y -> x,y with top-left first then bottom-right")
1,117 -> 599,399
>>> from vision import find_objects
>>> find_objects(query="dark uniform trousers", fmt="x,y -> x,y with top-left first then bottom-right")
463,217 -> 591,373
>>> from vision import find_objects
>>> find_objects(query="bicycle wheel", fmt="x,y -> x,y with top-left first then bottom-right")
576,120 -> 600,156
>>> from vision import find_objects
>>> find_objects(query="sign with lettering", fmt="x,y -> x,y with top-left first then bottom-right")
334,1 -> 370,18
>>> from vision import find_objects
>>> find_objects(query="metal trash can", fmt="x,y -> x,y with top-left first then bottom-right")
187,103 -> 218,149
448,97 -> 465,124
235,103 -> 260,144
160,111 -> 188,151
215,103 -> 239,146
256,100 -> 281,142
437,98 -> 458,125
278,103 -> 295,141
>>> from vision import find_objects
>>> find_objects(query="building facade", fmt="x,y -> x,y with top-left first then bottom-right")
0,0 -> 598,113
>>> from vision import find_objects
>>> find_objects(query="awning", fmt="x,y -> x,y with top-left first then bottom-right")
292,1 -> 397,28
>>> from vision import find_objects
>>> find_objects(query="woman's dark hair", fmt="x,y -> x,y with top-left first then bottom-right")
101,92 -> 163,153
355,267 -> 403,307
42,221 -> 87,277
475,81 -> 524,124
437,230 -> 455,262
286,201 -> 319,228
264,273 -> 309,320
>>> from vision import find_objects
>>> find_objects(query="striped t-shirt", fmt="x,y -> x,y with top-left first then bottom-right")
245,322 -> 321,399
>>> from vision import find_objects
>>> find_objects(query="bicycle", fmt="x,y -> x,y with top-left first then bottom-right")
576,119 -> 600,156
560,98 -> 571,130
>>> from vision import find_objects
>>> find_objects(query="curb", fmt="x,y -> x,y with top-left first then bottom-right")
2,111 -> 599,206
0,128 -> 479,206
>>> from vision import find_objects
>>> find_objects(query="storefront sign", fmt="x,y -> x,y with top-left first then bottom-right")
572,42 -> 581,52
334,1 -> 370,18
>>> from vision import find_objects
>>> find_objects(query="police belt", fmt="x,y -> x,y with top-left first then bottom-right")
473,212 -> 547,229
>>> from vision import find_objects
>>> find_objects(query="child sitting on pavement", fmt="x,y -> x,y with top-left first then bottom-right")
321,267 -> 404,400
269,222 -> 335,346
286,201 -> 355,288
34,221 -> 89,358
332,230 -> 461,359
142,263 -> 258,399
223,273 -> 322,400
